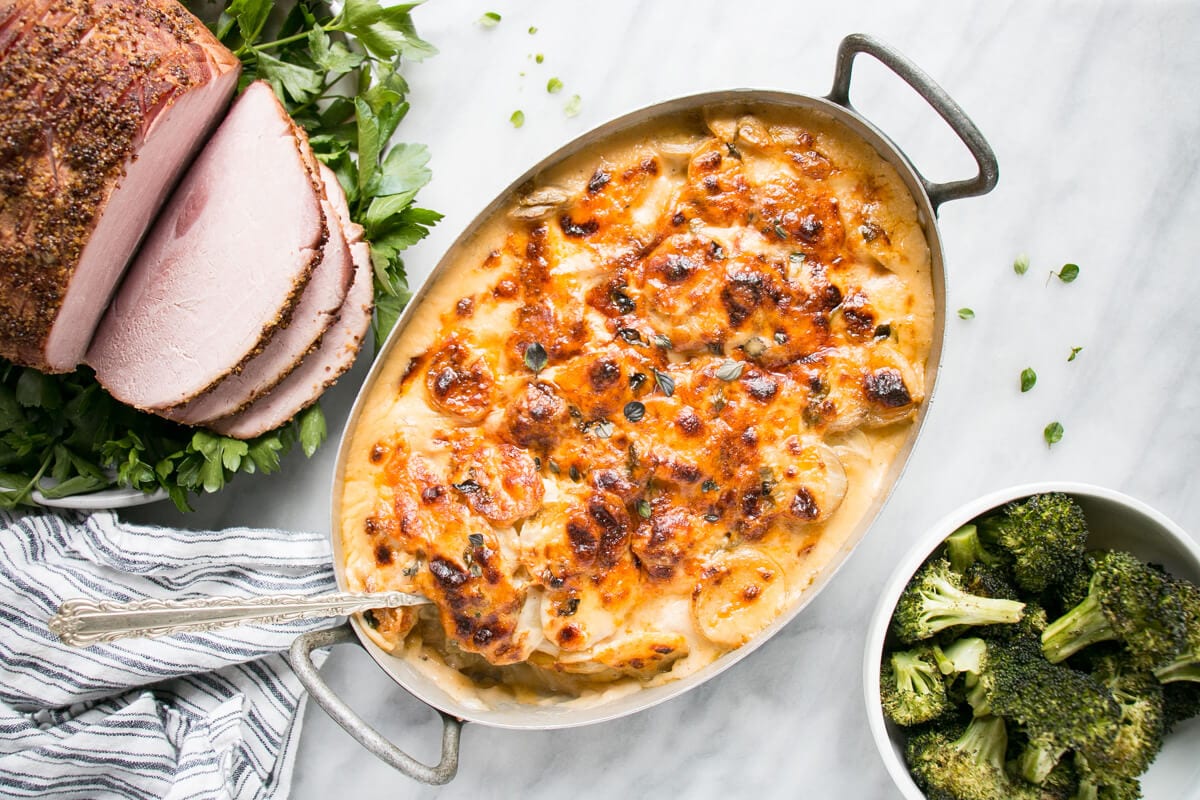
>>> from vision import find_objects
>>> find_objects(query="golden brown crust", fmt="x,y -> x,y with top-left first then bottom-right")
0,0 -> 238,369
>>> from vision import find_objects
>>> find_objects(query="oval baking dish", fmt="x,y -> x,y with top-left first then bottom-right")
291,33 -> 998,784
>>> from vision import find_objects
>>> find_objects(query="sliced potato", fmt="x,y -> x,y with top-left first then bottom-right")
530,631 -> 689,682
692,548 -> 787,648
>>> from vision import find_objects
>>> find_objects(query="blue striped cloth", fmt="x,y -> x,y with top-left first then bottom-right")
0,510 -> 338,799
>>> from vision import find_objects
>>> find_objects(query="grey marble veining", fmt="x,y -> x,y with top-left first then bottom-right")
127,1 -> 1200,797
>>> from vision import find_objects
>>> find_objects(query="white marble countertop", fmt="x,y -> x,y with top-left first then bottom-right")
128,1 -> 1200,796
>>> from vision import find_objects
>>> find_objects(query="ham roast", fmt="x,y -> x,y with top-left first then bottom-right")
0,0 -> 240,371
87,81 -> 328,411
211,164 -> 374,440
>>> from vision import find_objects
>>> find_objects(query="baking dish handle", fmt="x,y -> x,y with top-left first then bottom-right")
827,33 -> 998,211
289,624 -> 462,785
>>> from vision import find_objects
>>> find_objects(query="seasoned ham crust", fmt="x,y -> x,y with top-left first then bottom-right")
339,107 -> 935,704
0,0 -> 240,371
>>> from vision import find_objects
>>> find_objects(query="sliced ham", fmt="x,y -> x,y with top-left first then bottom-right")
164,174 -> 356,425
0,0 -> 240,371
211,165 -> 374,440
87,80 -> 327,411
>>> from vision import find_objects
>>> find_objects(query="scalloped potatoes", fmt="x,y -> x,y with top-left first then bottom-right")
339,105 -> 933,706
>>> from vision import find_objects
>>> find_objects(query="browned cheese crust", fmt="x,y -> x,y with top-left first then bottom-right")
341,108 -> 935,702
0,0 -> 235,368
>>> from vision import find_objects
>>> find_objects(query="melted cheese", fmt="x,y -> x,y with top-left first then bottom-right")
339,105 -> 934,707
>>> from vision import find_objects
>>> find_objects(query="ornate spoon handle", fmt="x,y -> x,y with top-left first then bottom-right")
49,590 -> 430,646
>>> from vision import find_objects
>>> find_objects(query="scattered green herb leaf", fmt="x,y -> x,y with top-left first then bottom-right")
558,597 -> 580,616
564,93 -> 582,117
1013,253 -> 1030,275
623,401 -> 646,423
523,342 -> 548,372
702,479 -> 718,493
535,53 -> 544,63
547,77 -> 563,93
591,419 -> 614,439
1044,421 -> 1064,447
651,333 -> 672,349
1068,346 -> 1083,362
1054,263 -> 1080,283
637,500 -> 652,519
716,360 -> 744,382
510,109 -> 526,128
528,25 -> 538,34
957,308 -> 975,320
653,369 -> 675,397
618,328 -> 643,345
569,464 -> 581,481
1020,368 -> 1037,393
468,533 -> 485,548
478,11 -> 501,27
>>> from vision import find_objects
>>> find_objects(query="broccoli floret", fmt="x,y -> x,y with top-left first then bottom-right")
977,492 -> 1089,594
1072,754 -> 1142,800
881,645 -> 954,726
1086,654 -> 1164,781
980,600 -> 1049,648
1162,680 -> 1200,732
1151,577 -> 1200,684
905,715 -> 1015,800
945,523 -> 1006,574
1035,754 -> 1081,799
1053,552 -> 1098,616
1041,551 -> 1187,668
964,561 -> 1022,601
891,558 -> 1026,644
938,637 -> 1120,779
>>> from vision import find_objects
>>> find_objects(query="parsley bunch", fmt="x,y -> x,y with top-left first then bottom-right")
0,0 -> 438,511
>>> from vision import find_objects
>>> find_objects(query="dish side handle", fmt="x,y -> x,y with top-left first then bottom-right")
289,624 -> 463,785
827,33 -> 999,211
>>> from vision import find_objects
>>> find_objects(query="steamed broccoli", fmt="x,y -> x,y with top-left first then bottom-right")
890,558 -> 1026,644
1151,577 -> 1200,684
881,645 -> 954,726
1041,551 -> 1187,668
905,715 -> 1015,800
937,636 -> 1120,782
944,523 -> 1005,574
1086,654 -> 1164,781
976,492 -> 1089,594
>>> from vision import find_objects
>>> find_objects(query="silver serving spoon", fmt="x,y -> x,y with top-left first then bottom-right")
49,590 -> 431,647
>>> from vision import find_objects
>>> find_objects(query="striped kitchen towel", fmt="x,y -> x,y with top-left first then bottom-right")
0,510 -> 338,799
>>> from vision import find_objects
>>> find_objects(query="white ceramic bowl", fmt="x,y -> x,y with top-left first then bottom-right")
863,482 -> 1200,799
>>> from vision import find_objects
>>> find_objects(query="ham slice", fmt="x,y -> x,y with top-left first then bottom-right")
211,165 -> 374,440
87,81 -> 327,411
0,0 -> 240,371
164,179 -> 356,425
